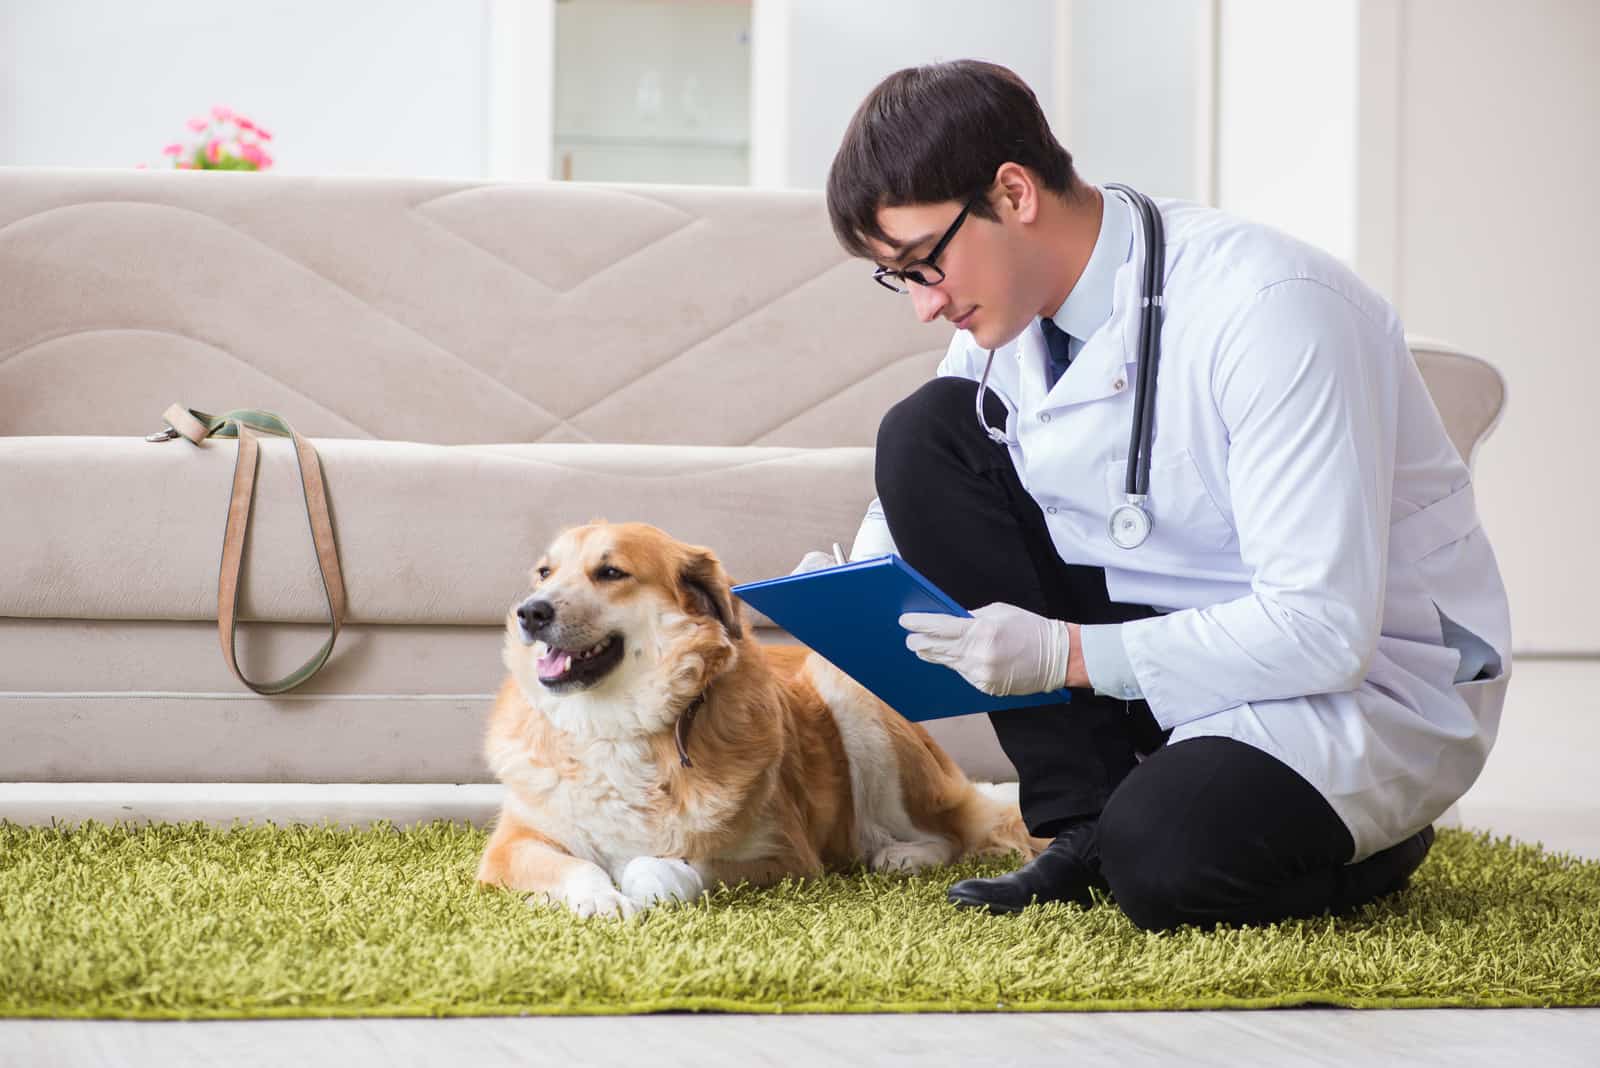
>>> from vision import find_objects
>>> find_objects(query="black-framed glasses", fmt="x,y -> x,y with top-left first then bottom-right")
871,192 -> 981,293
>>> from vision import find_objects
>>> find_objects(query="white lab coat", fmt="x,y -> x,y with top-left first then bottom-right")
855,196 -> 1512,862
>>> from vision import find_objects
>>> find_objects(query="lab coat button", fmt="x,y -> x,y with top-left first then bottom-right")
1046,506 -> 1058,515
1040,413 -> 1051,423
1113,378 -> 1126,391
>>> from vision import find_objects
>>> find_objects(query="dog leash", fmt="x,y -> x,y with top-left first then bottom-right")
147,403 -> 347,695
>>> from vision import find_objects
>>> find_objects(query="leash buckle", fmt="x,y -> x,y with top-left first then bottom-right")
144,425 -> 182,443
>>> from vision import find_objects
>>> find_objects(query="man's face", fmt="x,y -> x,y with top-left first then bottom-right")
865,197 -> 1032,351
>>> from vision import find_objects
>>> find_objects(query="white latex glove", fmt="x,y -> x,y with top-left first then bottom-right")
899,603 -> 1072,697
790,548 -> 844,575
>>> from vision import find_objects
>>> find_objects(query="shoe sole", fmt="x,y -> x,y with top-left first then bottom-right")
946,890 -> 1027,915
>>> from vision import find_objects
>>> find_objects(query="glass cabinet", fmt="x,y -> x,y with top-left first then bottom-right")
552,0 -> 752,185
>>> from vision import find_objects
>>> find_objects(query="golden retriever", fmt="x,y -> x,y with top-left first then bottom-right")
475,520 -> 1043,918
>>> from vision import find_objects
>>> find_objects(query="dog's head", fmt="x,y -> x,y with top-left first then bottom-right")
503,520 -> 746,730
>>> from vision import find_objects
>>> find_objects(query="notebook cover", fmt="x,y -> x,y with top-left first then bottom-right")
731,554 -> 1072,721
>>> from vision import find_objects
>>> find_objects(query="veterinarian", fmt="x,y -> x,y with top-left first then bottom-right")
800,60 -> 1511,932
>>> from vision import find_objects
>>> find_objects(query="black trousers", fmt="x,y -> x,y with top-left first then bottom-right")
876,377 -> 1429,931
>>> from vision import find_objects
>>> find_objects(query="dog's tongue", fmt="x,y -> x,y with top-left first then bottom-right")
537,648 -> 571,680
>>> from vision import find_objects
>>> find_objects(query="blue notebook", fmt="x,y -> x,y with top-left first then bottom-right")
731,554 -> 1072,722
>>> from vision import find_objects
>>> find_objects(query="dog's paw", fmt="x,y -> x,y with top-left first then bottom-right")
543,868 -> 639,920
619,856 -> 705,908
870,839 -> 955,873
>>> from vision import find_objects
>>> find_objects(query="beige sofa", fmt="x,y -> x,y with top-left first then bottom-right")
0,167 -> 1506,795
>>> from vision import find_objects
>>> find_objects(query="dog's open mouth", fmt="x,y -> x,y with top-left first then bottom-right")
535,633 -> 625,689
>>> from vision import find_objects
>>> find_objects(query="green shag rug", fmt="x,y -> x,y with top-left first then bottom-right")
2,821 -> 1597,1019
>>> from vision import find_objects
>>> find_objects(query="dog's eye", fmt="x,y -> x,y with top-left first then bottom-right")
536,566 -> 551,580
596,566 -> 629,581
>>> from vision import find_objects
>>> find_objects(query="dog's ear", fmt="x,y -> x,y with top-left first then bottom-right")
678,548 -> 744,641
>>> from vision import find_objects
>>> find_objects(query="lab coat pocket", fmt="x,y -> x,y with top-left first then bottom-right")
1105,448 -> 1237,553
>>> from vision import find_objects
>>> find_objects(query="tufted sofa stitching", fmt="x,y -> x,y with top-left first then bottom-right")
406,198 -> 706,298
737,346 -> 945,447
408,181 -> 701,222
0,173 -> 938,446
0,199 -> 593,438
0,327 -> 382,437
546,254 -> 872,435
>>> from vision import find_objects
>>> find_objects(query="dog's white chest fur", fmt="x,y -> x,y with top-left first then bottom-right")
500,734 -> 667,875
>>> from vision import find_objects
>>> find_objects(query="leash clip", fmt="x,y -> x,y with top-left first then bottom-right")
144,425 -> 182,443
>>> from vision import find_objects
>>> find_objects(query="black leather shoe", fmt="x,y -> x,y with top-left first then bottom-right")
947,819 -> 1107,914
1335,824 -> 1437,912
1376,823 -> 1436,895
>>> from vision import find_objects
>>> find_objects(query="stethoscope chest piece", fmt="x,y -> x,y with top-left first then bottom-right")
1109,502 -> 1152,549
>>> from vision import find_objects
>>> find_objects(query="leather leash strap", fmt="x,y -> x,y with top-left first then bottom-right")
150,403 -> 347,695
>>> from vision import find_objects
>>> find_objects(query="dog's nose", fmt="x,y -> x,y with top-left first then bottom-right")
517,599 -> 554,634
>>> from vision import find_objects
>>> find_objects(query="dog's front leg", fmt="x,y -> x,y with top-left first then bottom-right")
618,857 -> 706,909
478,817 -> 638,920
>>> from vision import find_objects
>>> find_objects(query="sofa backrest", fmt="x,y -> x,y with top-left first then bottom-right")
1408,339 -> 1507,470
0,168 -> 941,446
1,168 -> 1503,462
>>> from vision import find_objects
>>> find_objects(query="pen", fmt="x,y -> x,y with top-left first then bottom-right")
831,542 -> 846,566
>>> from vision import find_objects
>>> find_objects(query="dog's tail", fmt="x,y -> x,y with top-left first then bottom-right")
955,781 -> 1052,860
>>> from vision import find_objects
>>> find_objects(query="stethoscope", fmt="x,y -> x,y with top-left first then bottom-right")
974,182 -> 1165,550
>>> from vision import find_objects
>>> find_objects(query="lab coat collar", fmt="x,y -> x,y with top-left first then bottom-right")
1023,189 -> 1151,412
1025,249 -> 1147,412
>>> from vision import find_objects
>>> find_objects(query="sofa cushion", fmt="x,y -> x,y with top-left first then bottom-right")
0,169 -> 944,447
0,435 -> 874,626
0,619 -> 1021,785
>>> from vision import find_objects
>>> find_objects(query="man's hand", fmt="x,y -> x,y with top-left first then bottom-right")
790,550 -> 838,575
900,603 -> 1082,696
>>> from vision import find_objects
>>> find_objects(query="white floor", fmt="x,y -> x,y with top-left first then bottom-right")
1454,659 -> 1600,861
2,1010 -> 1598,1068
3,658 -> 1597,1065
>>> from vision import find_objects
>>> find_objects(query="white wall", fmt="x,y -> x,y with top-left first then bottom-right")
1216,0 -> 1358,262
486,0 -> 554,183
1210,0 -> 1599,654
1064,0 -> 1213,202
750,0 -> 1060,191
1389,0 -> 1600,654
0,0 -> 490,178
749,0 -> 1211,198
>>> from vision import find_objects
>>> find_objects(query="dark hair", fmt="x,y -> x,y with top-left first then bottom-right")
826,60 -> 1079,259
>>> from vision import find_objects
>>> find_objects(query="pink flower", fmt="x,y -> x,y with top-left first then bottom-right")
166,109 -> 275,170
135,163 -> 148,169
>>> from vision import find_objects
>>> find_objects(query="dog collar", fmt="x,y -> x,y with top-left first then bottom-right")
675,693 -> 705,768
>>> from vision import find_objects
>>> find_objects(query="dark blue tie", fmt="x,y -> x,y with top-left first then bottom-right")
1040,317 -> 1075,389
